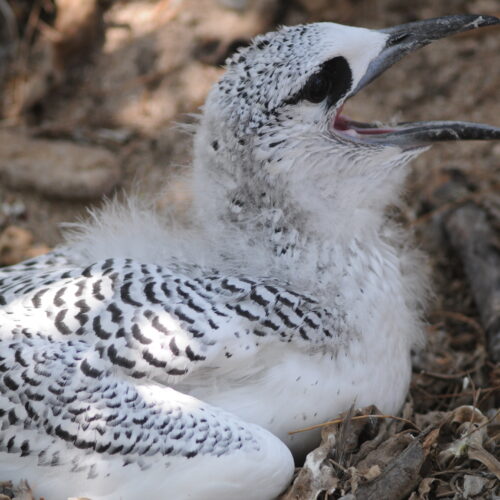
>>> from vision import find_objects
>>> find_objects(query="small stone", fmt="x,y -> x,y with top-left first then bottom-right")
1,200 -> 26,218
0,130 -> 121,199
0,226 -> 33,266
24,244 -> 51,260
0,226 -> 50,266
462,474 -> 487,497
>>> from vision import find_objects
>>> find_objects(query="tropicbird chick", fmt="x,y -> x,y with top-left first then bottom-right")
1,15 -> 500,500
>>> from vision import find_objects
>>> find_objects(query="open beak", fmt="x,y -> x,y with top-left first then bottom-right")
334,15 -> 500,148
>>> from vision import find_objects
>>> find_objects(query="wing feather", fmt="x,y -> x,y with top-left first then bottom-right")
1,254 -> 345,384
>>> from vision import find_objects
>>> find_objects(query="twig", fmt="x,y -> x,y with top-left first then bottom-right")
465,408 -> 500,440
328,458 -> 348,473
0,0 -> 18,42
485,431 -> 500,447
413,384 -> 500,400
431,310 -> 484,335
408,190 -> 498,228
420,369 -> 477,380
289,413 -> 420,435
409,196 -> 474,227
20,0 -> 43,53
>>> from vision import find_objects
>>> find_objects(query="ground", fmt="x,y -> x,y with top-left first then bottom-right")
0,0 -> 499,499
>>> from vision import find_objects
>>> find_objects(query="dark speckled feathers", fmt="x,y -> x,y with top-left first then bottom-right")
216,24 -> 335,133
0,335 -> 256,468
0,252 -> 345,467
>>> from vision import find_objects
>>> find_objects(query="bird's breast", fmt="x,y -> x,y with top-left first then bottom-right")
181,336 -> 412,458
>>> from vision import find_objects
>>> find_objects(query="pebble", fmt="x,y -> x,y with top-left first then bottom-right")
0,225 -> 50,266
0,130 -> 121,199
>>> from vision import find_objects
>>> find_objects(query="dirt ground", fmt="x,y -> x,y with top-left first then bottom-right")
0,0 -> 499,499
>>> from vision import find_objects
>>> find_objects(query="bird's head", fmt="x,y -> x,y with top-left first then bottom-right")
193,15 -> 500,243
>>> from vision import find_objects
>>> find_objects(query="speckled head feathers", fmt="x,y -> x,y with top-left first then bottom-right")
193,22 -> 413,240
210,23 -> 387,135
193,16 -> 499,241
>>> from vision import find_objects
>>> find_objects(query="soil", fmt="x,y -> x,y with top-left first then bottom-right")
0,0 -> 499,498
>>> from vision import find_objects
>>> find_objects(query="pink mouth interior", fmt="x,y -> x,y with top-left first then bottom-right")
333,105 -> 395,135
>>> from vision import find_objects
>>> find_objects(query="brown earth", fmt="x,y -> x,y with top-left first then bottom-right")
0,0 -> 499,498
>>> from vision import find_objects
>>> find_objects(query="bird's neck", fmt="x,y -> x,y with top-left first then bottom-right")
191,172 -> 392,293
191,128 -> 412,290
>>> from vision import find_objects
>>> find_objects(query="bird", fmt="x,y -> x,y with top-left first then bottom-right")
1,14 -> 500,500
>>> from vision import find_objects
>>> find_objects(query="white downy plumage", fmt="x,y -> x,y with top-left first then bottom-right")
1,15 -> 499,500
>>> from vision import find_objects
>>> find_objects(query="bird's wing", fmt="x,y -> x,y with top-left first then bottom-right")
0,324 -> 293,499
0,254 -> 300,498
0,249 -> 74,275
0,255 -> 344,385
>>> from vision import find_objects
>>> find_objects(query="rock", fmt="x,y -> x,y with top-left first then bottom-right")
0,226 -> 50,266
24,244 -> 52,260
0,130 -> 121,199
0,226 -> 33,266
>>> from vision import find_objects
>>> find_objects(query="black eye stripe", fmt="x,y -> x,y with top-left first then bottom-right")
284,56 -> 353,106
322,57 -> 353,105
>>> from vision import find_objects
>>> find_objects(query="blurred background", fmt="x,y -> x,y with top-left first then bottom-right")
1,2 -> 500,497
0,0 -> 498,253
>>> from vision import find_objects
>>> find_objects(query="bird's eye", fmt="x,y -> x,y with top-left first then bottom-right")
302,73 -> 330,103
284,57 -> 352,107
299,57 -> 352,106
